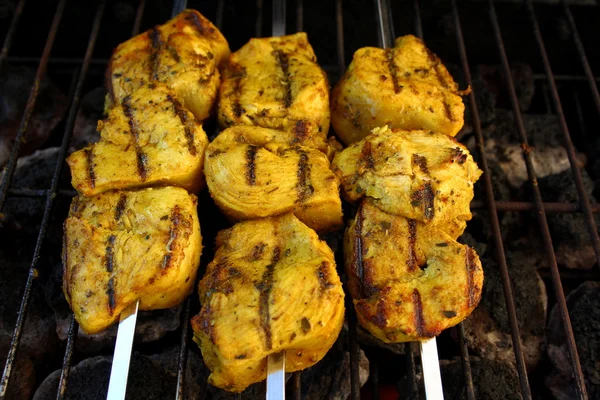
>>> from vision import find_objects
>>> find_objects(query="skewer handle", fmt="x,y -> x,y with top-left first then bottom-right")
266,351 -> 286,400
106,301 -> 140,400
420,338 -> 444,400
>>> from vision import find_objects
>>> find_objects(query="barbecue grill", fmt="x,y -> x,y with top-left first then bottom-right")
0,0 -> 599,398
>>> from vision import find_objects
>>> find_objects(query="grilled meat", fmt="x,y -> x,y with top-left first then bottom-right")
62,187 -> 202,334
204,126 -> 343,232
345,201 -> 483,343
67,84 -> 209,196
191,213 -> 345,392
107,9 -> 230,121
331,35 -> 464,145
218,33 -> 330,149
332,126 -> 481,239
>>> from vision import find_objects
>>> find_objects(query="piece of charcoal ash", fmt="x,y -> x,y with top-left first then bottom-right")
0,65 -> 68,166
546,282 -> 600,400
413,357 -> 523,400
483,109 -> 587,189
529,169 -> 599,270
69,87 -> 105,153
43,260 -> 182,354
462,249 -> 547,370
0,147 -> 72,234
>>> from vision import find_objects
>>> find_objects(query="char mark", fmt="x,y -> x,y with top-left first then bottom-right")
296,149 -> 314,203
361,141 -> 376,169
162,205 -> 182,270
256,246 -> 281,350
107,277 -> 116,316
354,206 -> 365,298
412,154 -> 430,175
412,289 -> 426,337
167,94 -> 197,155
245,145 -> 258,185
410,183 -> 435,220
425,48 -> 453,121
450,147 -> 467,164
84,148 -> 96,188
105,235 -> 116,273
115,194 -> 127,222
273,49 -> 293,108
249,243 -> 267,261
122,96 -> 149,180
385,48 -> 402,94
317,261 -> 335,291
407,219 -> 418,272
465,246 -> 478,307
185,11 -> 216,37
148,27 -> 163,81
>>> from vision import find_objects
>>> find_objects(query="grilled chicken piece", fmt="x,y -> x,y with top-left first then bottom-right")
107,9 -> 230,121
191,213 -> 345,392
345,201 -> 483,343
332,126 -> 481,239
218,33 -> 330,149
331,35 -> 465,145
62,187 -> 202,334
67,84 -> 209,197
204,126 -> 343,232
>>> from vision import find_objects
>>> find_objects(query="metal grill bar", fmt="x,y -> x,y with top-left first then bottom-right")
455,324 -> 475,400
55,315 -> 77,400
489,1 -> 588,398
0,0 -> 26,70
131,0 -> 146,37
453,1 -> 533,398
375,0 -> 394,48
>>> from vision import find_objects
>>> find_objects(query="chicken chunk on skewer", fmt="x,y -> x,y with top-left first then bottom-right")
332,126 -> 481,239
345,201 -> 483,343
107,9 -> 230,121
331,35 -> 465,145
62,186 -> 202,334
218,33 -> 330,150
68,83 -> 209,197
191,213 -> 345,392
204,126 -> 343,232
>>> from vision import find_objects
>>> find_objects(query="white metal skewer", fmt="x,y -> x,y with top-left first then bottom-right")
420,338 -> 444,399
106,300 -> 139,400
266,351 -> 286,400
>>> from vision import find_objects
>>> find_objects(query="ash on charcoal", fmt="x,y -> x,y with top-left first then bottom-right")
415,357 -> 523,400
546,281 -> 600,400
532,169 -> 599,270
462,249 -> 547,369
69,87 -> 105,153
483,109 -> 586,189
43,261 -> 182,354
0,147 -> 72,233
0,65 -> 68,166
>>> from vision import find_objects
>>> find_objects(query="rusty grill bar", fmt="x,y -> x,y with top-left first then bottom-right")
0,0 -> 598,399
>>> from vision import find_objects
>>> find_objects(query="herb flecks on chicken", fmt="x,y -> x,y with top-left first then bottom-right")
191,213 -> 345,392
331,35 -> 465,145
68,83 -> 209,196
345,201 -> 483,343
62,187 -> 202,334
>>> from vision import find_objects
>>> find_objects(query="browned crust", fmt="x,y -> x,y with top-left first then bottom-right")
412,288 -> 426,337
256,246 -> 281,350
385,48 -> 402,94
361,140 -> 376,170
114,194 -> 127,222
84,148 -> 96,189
272,49 -> 292,108
148,26 -> 163,81
166,93 -> 198,156
122,95 -> 149,180
296,148 -> 314,203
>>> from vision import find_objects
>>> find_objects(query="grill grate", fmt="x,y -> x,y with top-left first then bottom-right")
0,0 -> 598,399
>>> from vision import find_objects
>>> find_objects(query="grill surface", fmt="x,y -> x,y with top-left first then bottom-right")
0,0 -> 599,399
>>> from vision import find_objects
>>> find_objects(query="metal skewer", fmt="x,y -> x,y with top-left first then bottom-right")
266,1 -> 287,398
106,301 -> 139,400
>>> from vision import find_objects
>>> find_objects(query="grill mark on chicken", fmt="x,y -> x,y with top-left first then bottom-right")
410,183 -> 435,220
167,94 -> 197,155
162,205 -> 182,270
425,48 -> 453,122
317,261 -> 335,291
465,246 -> 478,307
412,289 -> 426,337
273,49 -> 293,108
105,235 -> 117,316
412,154 -> 430,175
122,96 -> 149,180
185,11 -> 217,37
107,278 -> 116,316
385,48 -> 402,94
245,145 -> 258,185
296,149 -> 314,203
361,141 -> 376,169
148,27 -> 163,81
353,206 -> 365,297
115,194 -> 127,222
407,219 -> 418,272
257,246 -> 281,350
84,148 -> 96,188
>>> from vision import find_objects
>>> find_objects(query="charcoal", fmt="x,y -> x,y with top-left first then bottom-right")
533,169 -> 599,270
546,281 -> 600,400
477,63 -> 534,112
0,65 -> 68,166
483,109 -> 586,189
0,353 -> 35,400
69,87 -> 105,153
462,249 -> 547,369
415,357 -> 523,400
43,260 -> 182,354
